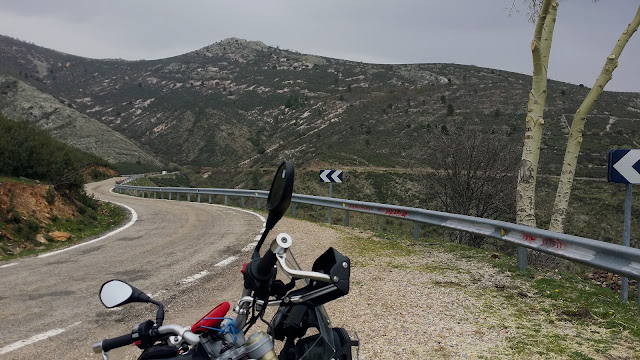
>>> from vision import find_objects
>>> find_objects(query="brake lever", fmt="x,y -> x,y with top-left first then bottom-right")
275,253 -> 332,283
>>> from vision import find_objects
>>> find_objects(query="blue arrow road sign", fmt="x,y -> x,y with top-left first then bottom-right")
608,149 -> 640,184
319,170 -> 343,183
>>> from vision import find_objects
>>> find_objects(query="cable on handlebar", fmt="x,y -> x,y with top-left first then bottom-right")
200,317 -> 240,344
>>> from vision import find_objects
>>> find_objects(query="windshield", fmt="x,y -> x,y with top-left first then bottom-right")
279,251 -> 336,360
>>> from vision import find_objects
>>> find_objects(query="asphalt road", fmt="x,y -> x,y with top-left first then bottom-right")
0,178 -> 263,359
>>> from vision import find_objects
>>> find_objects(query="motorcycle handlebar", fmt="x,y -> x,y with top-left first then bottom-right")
253,249 -> 277,280
93,325 -> 201,354
93,333 -> 134,353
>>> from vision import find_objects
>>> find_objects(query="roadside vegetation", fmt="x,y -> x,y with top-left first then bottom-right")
0,114 -> 126,259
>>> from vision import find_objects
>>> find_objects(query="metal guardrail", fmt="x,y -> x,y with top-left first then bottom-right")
114,183 -> 640,281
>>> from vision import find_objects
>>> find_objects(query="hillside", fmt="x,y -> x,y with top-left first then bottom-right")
0,75 -> 161,166
0,35 -> 639,176
0,114 -> 124,258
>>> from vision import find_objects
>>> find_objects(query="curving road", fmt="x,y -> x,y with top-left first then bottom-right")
0,178 -> 263,359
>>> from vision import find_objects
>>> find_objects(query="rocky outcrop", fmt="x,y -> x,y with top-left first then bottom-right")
0,75 -> 162,166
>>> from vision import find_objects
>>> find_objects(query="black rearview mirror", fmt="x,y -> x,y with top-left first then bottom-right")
99,279 -> 150,308
252,161 -> 294,259
265,161 -> 294,232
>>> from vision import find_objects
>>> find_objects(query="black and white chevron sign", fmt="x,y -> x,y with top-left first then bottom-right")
608,149 -> 640,184
319,170 -> 343,183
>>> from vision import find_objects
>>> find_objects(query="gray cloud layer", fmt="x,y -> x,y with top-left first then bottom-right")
0,0 -> 638,92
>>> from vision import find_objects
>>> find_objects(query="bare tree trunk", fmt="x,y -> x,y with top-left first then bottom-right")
549,4 -> 640,233
516,0 -> 559,228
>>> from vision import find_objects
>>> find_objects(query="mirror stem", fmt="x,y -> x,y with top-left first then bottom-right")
150,300 -> 165,326
252,226 -> 271,260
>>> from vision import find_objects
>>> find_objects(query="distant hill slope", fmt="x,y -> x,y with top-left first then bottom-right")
0,35 -> 638,176
0,75 -> 161,166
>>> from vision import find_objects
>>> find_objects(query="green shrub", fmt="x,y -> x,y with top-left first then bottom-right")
45,186 -> 57,205
26,218 -> 40,233
8,211 -> 22,224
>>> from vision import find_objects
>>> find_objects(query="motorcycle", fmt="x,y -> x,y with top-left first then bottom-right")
93,161 -> 359,360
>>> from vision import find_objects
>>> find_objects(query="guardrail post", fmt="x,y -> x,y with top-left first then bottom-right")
225,195 -> 228,205
241,197 -> 245,208
188,193 -> 191,202
161,191 -> 164,200
517,247 -> 527,271
344,210 -> 350,227
169,192 -> 172,201
413,222 -> 419,241
198,193 -> 201,203
209,195 -> 212,204
154,191 -> 157,199
328,183 -> 333,224
621,184 -> 633,302
292,203 -> 297,217
257,198 -> 261,209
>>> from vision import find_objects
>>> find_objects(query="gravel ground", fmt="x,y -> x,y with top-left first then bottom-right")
272,217 -> 638,359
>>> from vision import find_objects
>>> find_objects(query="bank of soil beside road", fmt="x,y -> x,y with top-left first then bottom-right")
0,180 -> 126,259
276,217 -> 639,359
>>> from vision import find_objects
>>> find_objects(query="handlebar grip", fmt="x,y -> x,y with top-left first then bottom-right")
253,249 -> 277,280
96,333 -> 135,353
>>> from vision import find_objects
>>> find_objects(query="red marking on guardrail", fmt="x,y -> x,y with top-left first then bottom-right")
347,204 -> 407,217
542,238 -> 564,249
523,234 -> 536,243
383,209 -> 408,218
348,204 -> 376,212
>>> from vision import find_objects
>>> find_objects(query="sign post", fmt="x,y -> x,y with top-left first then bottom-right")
319,170 -> 343,224
607,149 -> 639,302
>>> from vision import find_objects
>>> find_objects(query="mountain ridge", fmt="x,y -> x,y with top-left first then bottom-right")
0,34 -> 638,176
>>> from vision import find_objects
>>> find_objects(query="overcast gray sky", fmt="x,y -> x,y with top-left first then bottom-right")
0,0 -> 638,92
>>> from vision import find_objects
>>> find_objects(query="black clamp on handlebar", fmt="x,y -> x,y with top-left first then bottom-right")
133,320 -> 157,349
243,250 -> 277,298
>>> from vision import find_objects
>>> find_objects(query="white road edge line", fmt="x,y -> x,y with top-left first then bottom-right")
215,256 -> 239,267
38,201 -> 138,258
0,263 -> 17,269
0,321 -> 81,355
242,242 -> 258,252
179,270 -> 209,284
